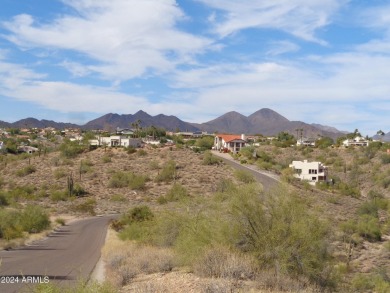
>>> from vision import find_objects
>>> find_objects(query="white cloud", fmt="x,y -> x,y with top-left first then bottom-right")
196,0 -> 346,43
266,40 -> 300,56
2,0 -> 214,82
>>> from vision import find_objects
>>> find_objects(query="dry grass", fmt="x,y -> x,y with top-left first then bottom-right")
103,230 -> 174,286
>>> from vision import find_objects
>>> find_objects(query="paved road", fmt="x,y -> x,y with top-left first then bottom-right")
0,216 -> 115,293
212,151 -> 280,191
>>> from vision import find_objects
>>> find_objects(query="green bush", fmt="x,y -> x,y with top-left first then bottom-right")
234,169 -> 255,183
59,140 -> 85,158
72,199 -> 96,215
137,149 -> 147,156
381,154 -> 390,164
54,168 -> 67,179
0,209 -> 23,240
195,136 -> 214,150
155,160 -> 176,182
19,205 -> 50,233
230,186 -> 332,286
116,205 -> 155,237
202,151 -> 221,165
158,183 -> 189,204
0,192 -> 9,206
50,190 -> 68,202
357,214 -> 381,241
126,146 -> 137,154
108,171 -> 148,190
102,154 -> 112,163
16,165 -> 36,177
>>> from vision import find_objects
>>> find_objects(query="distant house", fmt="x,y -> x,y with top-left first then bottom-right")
0,141 -> 4,150
17,145 -> 39,154
289,160 -> 328,185
342,136 -> 369,147
214,134 -> 247,154
89,136 -> 142,148
297,137 -> 316,147
116,127 -> 134,136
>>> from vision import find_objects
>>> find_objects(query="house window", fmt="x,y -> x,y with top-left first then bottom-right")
312,177 -> 317,181
295,169 -> 302,174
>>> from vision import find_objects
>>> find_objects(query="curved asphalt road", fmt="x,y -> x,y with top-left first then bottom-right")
211,151 -> 280,190
0,215 -> 115,293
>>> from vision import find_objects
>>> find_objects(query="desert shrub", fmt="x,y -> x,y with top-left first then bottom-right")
79,161 -> 93,174
126,146 -> 137,154
234,169 -> 255,183
104,240 -> 174,286
55,218 -> 66,226
137,149 -> 147,156
351,272 -> 390,293
358,201 -> 378,217
108,171 -> 148,190
101,154 -> 112,163
19,205 -> 50,233
73,184 -> 87,196
155,160 -> 176,182
381,154 -> 390,164
195,136 -> 214,150
0,192 -> 9,206
357,214 -> 381,241
215,178 -> 237,194
337,182 -> 361,197
59,140 -> 85,158
54,168 -> 67,179
230,186 -> 332,286
16,165 -> 36,177
239,146 -> 255,160
50,190 -> 68,202
202,151 -> 221,165
0,176 -> 4,187
257,161 -> 273,170
7,185 -> 36,201
380,177 -> 390,189
148,160 -> 160,170
123,205 -> 154,223
72,199 -> 96,215
0,209 -> 23,240
110,194 -> 127,202
194,245 -> 257,280
158,183 -> 189,204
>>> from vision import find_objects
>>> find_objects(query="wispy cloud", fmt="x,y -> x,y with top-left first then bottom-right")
2,0 -> 214,82
196,0 -> 346,44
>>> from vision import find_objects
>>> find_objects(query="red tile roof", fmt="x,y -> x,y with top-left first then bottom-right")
217,134 -> 244,143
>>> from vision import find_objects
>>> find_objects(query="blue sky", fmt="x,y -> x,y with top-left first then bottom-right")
0,0 -> 389,135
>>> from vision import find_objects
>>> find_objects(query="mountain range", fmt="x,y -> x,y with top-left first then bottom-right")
0,108 -> 373,139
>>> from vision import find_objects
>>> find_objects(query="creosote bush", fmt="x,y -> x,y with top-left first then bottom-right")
0,205 -> 50,239
108,171 -> 148,190
202,151 -> 222,165
234,169 -> 255,183
16,165 -> 36,177
155,160 -> 176,182
158,183 -> 189,204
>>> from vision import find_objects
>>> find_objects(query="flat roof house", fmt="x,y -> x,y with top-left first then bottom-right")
342,136 -> 369,147
214,134 -> 247,154
289,160 -> 328,185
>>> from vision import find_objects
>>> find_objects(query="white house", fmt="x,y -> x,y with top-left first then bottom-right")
89,136 -> 142,148
0,141 -> 4,150
214,134 -> 247,154
289,160 -> 328,185
342,136 -> 369,147
297,138 -> 316,147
